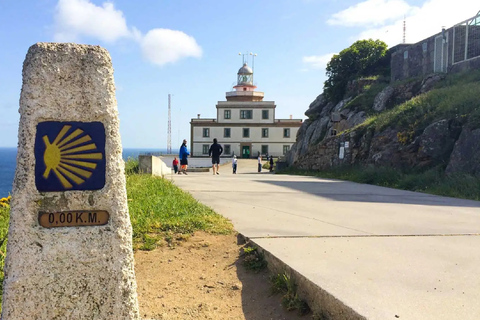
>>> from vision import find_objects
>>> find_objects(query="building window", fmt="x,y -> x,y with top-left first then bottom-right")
203,128 -> 210,137
262,110 -> 269,119
331,129 -> 337,136
262,128 -> 269,138
202,145 -> 209,154
243,128 -> 250,138
224,128 -> 231,138
261,145 -> 269,155
240,110 -> 252,119
283,128 -> 290,138
224,144 -> 231,155
224,110 -> 231,119
283,145 -> 290,155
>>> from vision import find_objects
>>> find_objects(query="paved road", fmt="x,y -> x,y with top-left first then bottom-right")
171,159 -> 480,319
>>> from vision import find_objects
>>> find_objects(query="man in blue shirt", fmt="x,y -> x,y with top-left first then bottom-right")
179,139 -> 190,174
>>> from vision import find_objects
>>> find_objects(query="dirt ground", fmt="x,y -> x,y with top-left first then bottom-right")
135,232 -> 309,320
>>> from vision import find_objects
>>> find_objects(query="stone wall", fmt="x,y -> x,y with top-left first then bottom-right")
139,155 -> 171,177
391,22 -> 480,82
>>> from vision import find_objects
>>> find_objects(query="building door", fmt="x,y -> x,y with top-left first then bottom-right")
242,146 -> 250,158
434,33 -> 448,73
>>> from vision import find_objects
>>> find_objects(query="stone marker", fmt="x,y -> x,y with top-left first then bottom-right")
1,43 -> 140,319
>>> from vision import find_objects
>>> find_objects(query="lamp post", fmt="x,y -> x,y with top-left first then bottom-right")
250,52 -> 257,84
238,52 -> 249,64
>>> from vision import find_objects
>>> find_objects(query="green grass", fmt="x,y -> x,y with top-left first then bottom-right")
0,159 -> 234,311
366,71 -> 480,134
279,165 -> 480,201
125,157 -> 140,175
343,80 -> 389,114
342,69 -> 480,139
262,158 -> 277,170
126,163 -> 233,250
270,273 -> 310,315
242,245 -> 267,272
0,206 -> 10,308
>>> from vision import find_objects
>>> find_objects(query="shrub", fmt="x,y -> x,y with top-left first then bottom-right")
324,39 -> 388,102
242,245 -> 267,272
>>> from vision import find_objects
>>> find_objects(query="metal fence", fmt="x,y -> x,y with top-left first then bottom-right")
453,12 -> 480,64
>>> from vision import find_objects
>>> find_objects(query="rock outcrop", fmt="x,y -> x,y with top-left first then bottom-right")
446,128 -> 480,176
372,86 -> 394,112
286,74 -> 479,177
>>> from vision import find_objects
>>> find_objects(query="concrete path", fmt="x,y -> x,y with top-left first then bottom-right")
170,159 -> 480,319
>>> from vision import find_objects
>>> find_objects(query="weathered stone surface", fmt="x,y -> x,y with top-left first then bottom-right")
2,43 -> 140,319
288,73 -> 478,175
446,128 -> 480,176
420,73 -> 446,94
417,119 -> 461,161
390,79 -> 422,107
295,119 -> 310,141
305,94 -> 326,118
139,155 -> 171,177
320,101 -> 335,117
373,86 -> 394,112
286,120 -> 311,164
309,116 -> 331,145
368,128 -> 401,166
332,97 -> 352,113
346,111 -> 366,128
299,120 -> 319,156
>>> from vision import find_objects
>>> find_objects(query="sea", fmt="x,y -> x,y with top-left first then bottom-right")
0,147 -> 169,197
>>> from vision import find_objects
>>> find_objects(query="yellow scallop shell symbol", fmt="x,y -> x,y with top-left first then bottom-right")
42,125 -> 103,189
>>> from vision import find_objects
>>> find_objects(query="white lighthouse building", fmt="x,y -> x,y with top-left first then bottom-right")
190,61 -> 302,158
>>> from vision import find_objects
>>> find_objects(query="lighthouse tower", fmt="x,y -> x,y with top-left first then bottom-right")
226,63 -> 264,102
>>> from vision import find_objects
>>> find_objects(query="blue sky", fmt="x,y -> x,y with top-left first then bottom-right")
0,0 -> 478,148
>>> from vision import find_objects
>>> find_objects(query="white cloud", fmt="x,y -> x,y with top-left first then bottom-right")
355,0 -> 480,46
302,53 -> 336,69
327,0 -> 479,47
54,0 -> 131,42
140,29 -> 202,66
53,0 -> 202,66
327,0 -> 412,27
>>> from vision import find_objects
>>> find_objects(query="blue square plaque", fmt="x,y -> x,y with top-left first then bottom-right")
35,121 -> 106,192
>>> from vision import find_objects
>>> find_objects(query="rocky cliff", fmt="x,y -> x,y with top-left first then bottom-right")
286,73 -> 480,176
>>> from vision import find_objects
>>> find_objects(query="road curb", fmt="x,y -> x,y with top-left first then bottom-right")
241,233 -> 366,320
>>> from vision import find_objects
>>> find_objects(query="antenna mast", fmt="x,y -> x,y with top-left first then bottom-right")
167,94 -> 172,154
403,16 -> 406,44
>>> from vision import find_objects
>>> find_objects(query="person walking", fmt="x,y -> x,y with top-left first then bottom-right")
257,154 -> 262,173
172,157 -> 179,174
208,138 -> 223,175
179,139 -> 190,175
269,156 -> 274,172
232,155 -> 237,174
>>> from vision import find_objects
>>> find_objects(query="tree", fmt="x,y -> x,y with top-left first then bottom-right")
324,39 -> 388,103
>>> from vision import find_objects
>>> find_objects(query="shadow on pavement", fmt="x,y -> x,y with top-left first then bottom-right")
256,180 -> 480,208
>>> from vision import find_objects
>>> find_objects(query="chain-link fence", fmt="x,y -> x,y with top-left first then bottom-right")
453,12 -> 480,64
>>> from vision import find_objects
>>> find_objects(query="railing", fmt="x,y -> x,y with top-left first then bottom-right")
275,119 -> 303,123
191,118 -> 216,122
191,152 -> 233,157
225,91 -> 264,97
453,12 -> 480,64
